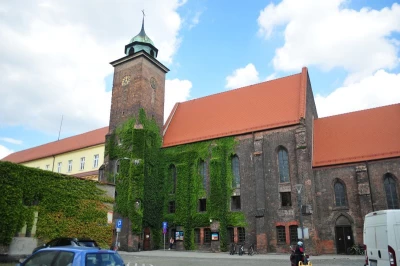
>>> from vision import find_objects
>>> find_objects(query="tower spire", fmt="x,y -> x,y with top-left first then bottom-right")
141,9 -> 145,34
125,11 -> 157,57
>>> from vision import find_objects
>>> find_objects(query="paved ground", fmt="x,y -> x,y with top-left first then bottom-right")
119,250 -> 365,266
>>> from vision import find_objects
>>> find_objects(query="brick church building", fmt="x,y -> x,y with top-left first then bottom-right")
4,17 -> 399,255
99,18 -> 400,255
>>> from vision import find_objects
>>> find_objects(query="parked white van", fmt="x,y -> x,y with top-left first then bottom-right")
364,210 -> 400,266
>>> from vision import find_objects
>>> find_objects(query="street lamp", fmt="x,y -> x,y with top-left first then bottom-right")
295,183 -> 305,250
114,157 -> 130,184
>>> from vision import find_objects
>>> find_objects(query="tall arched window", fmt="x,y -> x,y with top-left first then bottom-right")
384,173 -> 399,209
278,148 -> 289,183
232,155 -> 240,188
170,165 -> 177,194
199,160 -> 207,190
334,181 -> 347,207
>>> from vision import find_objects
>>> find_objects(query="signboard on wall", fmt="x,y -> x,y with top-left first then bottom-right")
211,232 -> 219,241
297,228 -> 309,239
175,231 -> 184,241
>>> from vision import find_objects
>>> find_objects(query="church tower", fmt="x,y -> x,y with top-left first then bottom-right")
108,15 -> 169,133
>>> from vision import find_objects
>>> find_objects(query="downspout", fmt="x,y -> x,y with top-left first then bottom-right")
365,161 -> 374,212
51,155 -> 56,172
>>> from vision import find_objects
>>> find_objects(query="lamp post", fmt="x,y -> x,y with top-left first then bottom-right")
295,183 -> 305,250
114,157 -> 130,184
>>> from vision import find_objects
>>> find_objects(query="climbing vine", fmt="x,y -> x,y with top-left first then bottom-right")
162,137 -> 246,251
105,109 -> 164,248
0,161 -> 113,247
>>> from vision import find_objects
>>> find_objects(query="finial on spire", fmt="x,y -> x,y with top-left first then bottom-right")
142,9 -> 145,17
141,9 -> 145,32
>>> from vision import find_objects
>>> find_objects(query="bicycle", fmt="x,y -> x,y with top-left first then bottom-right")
229,243 -> 237,255
347,244 -> 365,255
248,243 -> 257,256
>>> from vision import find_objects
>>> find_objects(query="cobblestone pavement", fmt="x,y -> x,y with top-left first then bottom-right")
119,250 -> 365,266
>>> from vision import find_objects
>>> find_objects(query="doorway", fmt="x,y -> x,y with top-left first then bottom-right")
335,216 -> 354,254
143,227 -> 151,250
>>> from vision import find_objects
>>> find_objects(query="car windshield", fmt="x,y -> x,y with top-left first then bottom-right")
85,252 -> 124,266
78,241 -> 98,247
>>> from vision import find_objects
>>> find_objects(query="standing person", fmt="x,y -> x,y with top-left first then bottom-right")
295,241 -> 305,265
169,237 -> 174,250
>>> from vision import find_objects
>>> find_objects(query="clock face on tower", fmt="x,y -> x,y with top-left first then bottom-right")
150,77 -> 157,89
122,75 -> 131,86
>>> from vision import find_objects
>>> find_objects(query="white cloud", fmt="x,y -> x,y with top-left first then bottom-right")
0,137 -> 22,145
258,0 -> 400,84
0,145 -> 14,160
165,79 -> 192,121
188,10 -> 203,29
225,63 -> 260,90
265,73 -> 278,81
315,70 -> 400,117
0,1 -> 186,135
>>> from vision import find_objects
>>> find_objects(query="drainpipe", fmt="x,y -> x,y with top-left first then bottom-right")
52,155 -> 56,172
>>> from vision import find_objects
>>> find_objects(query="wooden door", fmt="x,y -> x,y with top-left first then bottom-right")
143,227 -> 151,250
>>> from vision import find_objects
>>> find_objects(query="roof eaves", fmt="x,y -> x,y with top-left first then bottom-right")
163,120 -> 300,148
299,67 -> 308,119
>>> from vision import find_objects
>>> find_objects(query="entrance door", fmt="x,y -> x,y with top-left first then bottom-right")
143,227 -> 151,251
335,216 -> 354,254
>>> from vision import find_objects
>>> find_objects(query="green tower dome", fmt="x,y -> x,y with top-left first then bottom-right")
125,16 -> 158,58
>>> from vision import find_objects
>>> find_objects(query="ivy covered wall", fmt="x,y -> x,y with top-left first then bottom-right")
0,161 -> 113,247
162,138 -> 246,251
105,109 -> 164,249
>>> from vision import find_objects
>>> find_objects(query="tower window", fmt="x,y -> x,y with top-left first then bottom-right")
281,192 -> 292,207
231,196 -> 241,211
198,199 -> 207,212
289,225 -> 298,244
150,50 -> 155,57
334,180 -> 347,207
168,201 -> 176,213
238,227 -> 245,243
232,155 -> 240,188
204,228 -> 211,244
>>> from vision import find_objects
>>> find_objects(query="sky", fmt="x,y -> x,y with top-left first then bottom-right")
1,0 -> 400,159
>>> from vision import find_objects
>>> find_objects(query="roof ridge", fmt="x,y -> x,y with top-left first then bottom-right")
182,71 -> 303,104
316,102 -> 400,120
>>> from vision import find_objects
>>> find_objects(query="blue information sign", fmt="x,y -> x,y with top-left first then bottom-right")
162,221 -> 168,234
116,219 -> 122,229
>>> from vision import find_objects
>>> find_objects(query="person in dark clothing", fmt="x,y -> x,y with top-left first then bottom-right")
295,241 -> 305,265
169,237 -> 174,250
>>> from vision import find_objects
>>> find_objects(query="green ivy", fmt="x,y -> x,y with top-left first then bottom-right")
0,162 -> 113,247
106,109 -> 164,248
162,138 -> 246,251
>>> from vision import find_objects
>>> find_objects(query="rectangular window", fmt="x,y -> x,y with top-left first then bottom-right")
57,162 -> 62,173
228,227 -> 234,243
80,157 -> 85,170
281,192 -> 292,207
289,225 -> 298,244
276,226 -> 286,244
231,196 -> 241,211
168,201 -> 176,214
204,228 -> 211,244
199,199 -> 207,212
93,154 -> 99,168
238,227 -> 245,243
194,228 -> 200,244
46,164 -> 50,170
68,160 -> 73,172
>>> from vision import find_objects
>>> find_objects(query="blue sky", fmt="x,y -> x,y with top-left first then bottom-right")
1,0 -> 400,159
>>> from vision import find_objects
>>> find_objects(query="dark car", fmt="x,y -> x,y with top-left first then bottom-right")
19,246 -> 125,266
33,237 -> 100,253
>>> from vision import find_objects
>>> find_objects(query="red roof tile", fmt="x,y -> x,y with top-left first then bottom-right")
2,127 -> 109,163
313,104 -> 400,167
163,68 -> 309,147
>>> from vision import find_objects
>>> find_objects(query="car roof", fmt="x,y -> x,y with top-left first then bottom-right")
38,246 -> 115,254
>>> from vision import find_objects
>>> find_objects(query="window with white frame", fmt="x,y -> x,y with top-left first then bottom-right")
57,162 -> 62,173
46,165 -> 50,170
93,154 -> 99,168
68,160 -> 73,172
80,157 -> 85,170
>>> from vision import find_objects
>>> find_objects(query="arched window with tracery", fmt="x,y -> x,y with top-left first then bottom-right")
384,173 -> 399,209
278,147 -> 290,183
334,180 -> 347,207
170,164 -> 177,194
232,155 -> 240,188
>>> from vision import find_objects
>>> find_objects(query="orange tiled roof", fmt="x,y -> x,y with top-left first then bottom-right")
313,104 -> 400,167
2,127 -> 109,163
163,68 -> 309,147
